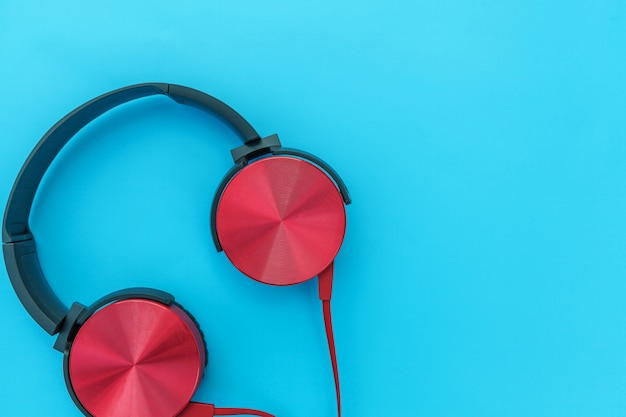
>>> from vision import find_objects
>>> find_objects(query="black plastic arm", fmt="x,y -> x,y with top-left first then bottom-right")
3,238 -> 67,335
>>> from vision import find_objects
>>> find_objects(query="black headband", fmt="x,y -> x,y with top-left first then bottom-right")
2,83 -> 260,335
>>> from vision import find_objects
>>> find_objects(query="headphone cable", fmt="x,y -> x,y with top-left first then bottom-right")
179,403 -> 275,417
318,263 -> 341,417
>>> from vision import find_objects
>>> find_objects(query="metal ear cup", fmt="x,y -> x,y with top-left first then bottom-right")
63,298 -> 206,417
215,155 -> 346,286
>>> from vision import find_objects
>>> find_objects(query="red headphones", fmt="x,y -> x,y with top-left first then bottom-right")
2,83 -> 350,417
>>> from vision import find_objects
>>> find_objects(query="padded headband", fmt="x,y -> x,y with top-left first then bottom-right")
2,83 -> 261,335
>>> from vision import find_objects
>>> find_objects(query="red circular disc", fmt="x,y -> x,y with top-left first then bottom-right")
68,299 -> 205,417
216,156 -> 346,285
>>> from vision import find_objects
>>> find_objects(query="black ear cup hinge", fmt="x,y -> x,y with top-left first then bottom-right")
53,302 -> 87,353
230,134 -> 282,164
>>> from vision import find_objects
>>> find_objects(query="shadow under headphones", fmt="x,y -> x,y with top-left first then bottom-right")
2,83 -> 350,417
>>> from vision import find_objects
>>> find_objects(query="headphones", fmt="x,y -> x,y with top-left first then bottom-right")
2,83 -> 350,417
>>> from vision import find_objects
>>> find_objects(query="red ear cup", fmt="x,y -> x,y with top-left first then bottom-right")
216,156 -> 346,286
66,299 -> 206,417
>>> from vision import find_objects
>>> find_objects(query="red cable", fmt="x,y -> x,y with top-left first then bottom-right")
323,299 -> 341,417
213,407 -> 275,417
179,402 -> 275,417
318,262 -> 341,417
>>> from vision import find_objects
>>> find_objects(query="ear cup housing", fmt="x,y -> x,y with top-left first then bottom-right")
214,155 -> 346,286
63,298 -> 207,417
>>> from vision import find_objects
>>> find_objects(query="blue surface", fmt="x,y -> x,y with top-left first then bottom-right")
1,2 -> 626,416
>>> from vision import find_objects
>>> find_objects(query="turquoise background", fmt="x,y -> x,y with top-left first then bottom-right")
1,1 -> 626,416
